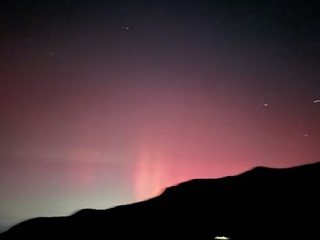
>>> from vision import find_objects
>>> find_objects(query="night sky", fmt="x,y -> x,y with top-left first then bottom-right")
1,0 -> 319,232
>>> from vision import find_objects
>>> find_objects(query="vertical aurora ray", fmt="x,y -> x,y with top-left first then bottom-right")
134,143 -> 165,201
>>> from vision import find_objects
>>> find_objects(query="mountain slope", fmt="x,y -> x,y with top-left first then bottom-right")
1,162 -> 319,239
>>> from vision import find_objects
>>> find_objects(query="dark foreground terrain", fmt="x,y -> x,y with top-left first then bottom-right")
1,161 -> 319,239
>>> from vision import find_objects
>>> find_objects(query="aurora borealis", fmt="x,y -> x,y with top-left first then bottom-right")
0,0 -> 319,232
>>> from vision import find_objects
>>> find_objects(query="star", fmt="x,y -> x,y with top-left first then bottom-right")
122,26 -> 130,30
15,151 -> 22,156
263,103 -> 269,107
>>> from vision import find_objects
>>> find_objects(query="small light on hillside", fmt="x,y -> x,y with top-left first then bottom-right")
214,236 -> 230,240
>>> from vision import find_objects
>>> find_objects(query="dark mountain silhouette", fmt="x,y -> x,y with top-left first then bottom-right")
1,161 -> 319,239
